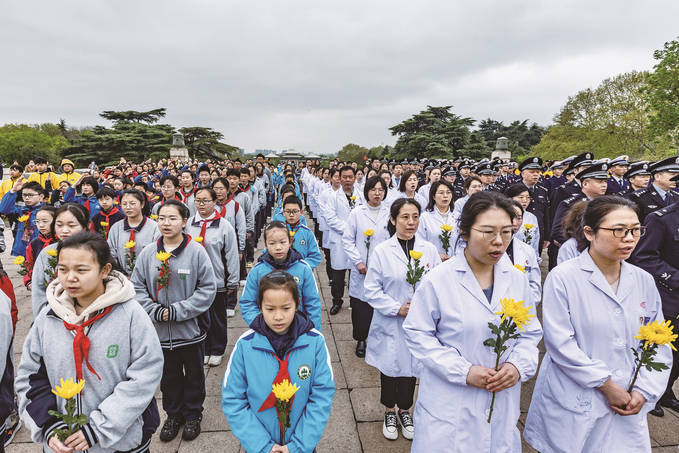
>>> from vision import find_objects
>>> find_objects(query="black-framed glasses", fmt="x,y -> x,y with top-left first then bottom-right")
284,209 -> 301,215
195,199 -> 213,205
598,226 -> 646,238
471,227 -> 513,242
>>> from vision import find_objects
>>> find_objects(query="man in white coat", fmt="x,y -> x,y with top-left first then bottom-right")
324,165 -> 360,315
318,168 -> 340,285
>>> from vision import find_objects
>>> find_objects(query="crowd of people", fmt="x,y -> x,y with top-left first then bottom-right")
0,151 -> 677,452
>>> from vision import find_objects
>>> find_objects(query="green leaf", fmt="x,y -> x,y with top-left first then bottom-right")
48,410 -> 64,419
483,339 -> 496,348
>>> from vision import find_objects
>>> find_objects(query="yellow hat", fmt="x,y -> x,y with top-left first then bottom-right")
60,159 -> 74,167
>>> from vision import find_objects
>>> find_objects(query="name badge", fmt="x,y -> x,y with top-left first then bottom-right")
178,269 -> 191,275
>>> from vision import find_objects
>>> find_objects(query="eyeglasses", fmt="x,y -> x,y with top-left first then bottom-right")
471,227 -> 513,242
22,193 -> 40,198
598,226 -> 646,238
195,199 -> 213,205
284,209 -> 300,215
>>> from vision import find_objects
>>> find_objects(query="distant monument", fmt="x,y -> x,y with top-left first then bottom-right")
491,137 -> 511,161
169,133 -> 189,160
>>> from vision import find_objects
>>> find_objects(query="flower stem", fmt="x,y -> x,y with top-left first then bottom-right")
487,343 -> 502,423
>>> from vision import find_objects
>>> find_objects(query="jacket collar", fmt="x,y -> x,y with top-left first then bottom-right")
157,233 -> 191,258
386,234 -> 426,266
124,216 -> 148,232
451,252 -> 512,314
577,249 -> 633,305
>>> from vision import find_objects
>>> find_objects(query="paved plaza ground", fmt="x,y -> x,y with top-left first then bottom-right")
4,227 -> 679,452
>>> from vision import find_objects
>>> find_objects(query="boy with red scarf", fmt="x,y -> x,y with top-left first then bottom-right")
90,187 -> 125,238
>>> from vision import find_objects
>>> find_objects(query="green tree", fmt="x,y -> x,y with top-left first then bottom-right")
178,126 -> 238,160
645,37 -> 679,144
389,106 -> 474,159
100,108 -> 167,125
477,118 -> 546,154
460,131 -> 491,160
337,143 -> 370,163
534,71 -> 672,160
0,124 -> 69,165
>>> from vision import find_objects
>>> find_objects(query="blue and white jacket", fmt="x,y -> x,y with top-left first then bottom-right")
0,190 -> 41,256
239,249 -> 322,330
64,187 -> 101,220
287,223 -> 322,269
222,313 -> 334,453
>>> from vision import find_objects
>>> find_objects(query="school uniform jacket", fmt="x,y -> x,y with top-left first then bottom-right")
16,272 -> 163,453
217,199 -> 246,252
234,191 -> 254,233
222,323 -> 334,452
0,191 -> 41,256
31,243 -> 59,318
239,249 -> 322,330
523,251 -> 672,452
185,212 -> 239,291
403,254 -> 542,453
271,208 -> 308,226
107,217 -> 159,276
324,188 -> 362,270
287,223 -> 322,269
0,292 -> 14,427
363,235 -> 442,377
131,235 -> 217,349
64,187 -> 101,220
341,203 -> 391,300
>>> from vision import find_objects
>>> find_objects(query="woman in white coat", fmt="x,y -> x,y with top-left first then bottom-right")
524,196 -> 673,452
556,199 -> 588,266
363,198 -> 441,441
504,184 -> 540,260
417,180 -> 456,262
391,170 -> 423,209
403,191 -> 542,452
505,200 -> 542,306
452,175 -> 483,226
342,176 -> 391,358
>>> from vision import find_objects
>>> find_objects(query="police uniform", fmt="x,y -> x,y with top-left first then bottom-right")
517,157 -> 551,253
630,198 -> 679,415
605,155 -> 631,195
550,152 -> 595,214
619,161 -> 651,197
627,157 -> 679,223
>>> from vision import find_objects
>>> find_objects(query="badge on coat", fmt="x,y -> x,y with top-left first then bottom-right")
300,239 -> 306,245
293,276 -> 300,284
297,364 -> 311,380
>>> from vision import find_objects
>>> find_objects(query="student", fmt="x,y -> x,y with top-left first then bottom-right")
0,180 -> 45,256
151,175 -> 182,215
239,221 -> 322,330
56,158 -> 81,185
272,186 -> 308,226
26,156 -> 59,191
0,289 -> 19,451
107,189 -> 159,276
226,169 -> 254,281
403,192 -> 542,451
363,198 -> 442,441
178,169 -> 197,217
23,206 -> 56,290
90,187 -> 125,238
0,164 -> 23,200
185,187 -> 239,367
281,196 -> 322,269
342,176 -> 391,358
222,271 -> 334,452
15,232 -> 163,453
31,203 -> 89,318
64,176 -> 101,220
524,196 -> 672,451
417,180 -> 457,262
131,200 -> 217,442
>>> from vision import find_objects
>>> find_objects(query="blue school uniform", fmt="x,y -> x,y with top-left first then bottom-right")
64,187 -> 101,220
287,223 -> 322,269
222,313 -> 334,452
239,249 -> 322,330
0,191 -> 41,256
271,208 -> 308,226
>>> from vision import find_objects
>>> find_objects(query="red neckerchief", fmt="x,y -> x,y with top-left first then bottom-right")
287,222 -> 302,236
258,351 -> 294,413
238,184 -> 250,194
100,207 -> 120,235
83,198 -> 90,213
126,217 -> 148,254
62,306 -> 113,381
196,211 -> 221,247
39,233 -> 54,248
179,186 -> 196,203
217,195 -> 234,218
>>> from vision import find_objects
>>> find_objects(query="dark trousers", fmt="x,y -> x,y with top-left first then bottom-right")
380,373 -> 417,410
245,232 -> 255,262
547,243 -> 559,271
141,399 -> 160,447
161,343 -> 205,420
226,287 -> 238,311
350,296 -> 373,341
254,210 -> 262,243
323,247 -> 333,283
661,321 -> 679,402
331,269 -> 347,305
205,290 -> 228,356
239,254 -> 247,280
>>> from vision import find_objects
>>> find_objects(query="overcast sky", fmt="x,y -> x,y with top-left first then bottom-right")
2,1 -> 678,154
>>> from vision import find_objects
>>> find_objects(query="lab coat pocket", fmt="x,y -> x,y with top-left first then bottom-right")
412,401 -> 459,452
543,362 -> 593,414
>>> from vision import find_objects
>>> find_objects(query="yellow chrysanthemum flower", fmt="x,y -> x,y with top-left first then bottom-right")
124,241 -> 136,249
272,379 -> 300,403
289,231 -> 295,237
100,221 -> 109,227
409,250 -> 423,260
441,224 -> 453,232
45,248 -> 58,257
150,214 -> 158,220
514,264 -> 526,273
194,236 -> 204,243
635,320 -> 678,351
155,251 -> 172,262
51,378 -> 85,400
523,224 -> 535,230
495,298 -> 534,332
364,229 -> 374,237
17,215 -> 29,223
349,196 -> 356,201
14,256 -> 25,265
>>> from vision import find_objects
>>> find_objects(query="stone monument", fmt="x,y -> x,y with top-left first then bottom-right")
169,133 -> 189,160
491,137 -> 511,161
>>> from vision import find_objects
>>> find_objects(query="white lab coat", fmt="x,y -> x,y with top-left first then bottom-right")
523,251 -> 672,453
504,238 -> 542,305
341,203 -> 391,300
364,235 -> 441,377
557,237 -> 580,265
452,194 -> 468,225
317,184 -> 337,248
325,188 -> 362,270
403,253 -> 542,453
512,210 -> 540,262
417,207 -> 457,256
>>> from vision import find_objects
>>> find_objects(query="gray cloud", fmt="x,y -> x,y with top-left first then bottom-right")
1,1 -> 677,154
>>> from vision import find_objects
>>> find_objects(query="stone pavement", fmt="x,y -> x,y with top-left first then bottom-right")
4,229 -> 679,453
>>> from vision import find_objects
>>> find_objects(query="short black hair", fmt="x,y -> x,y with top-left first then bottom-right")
160,175 -> 179,187
158,199 -> 190,219
282,196 -> 302,209
96,186 -> 117,200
